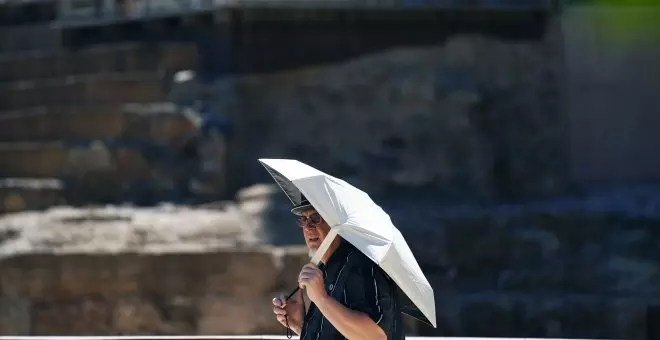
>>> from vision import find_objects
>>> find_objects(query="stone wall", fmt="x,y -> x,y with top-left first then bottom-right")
0,43 -> 198,83
393,198 -> 660,339
0,247 -> 311,335
213,16 -> 568,203
3,189 -> 659,338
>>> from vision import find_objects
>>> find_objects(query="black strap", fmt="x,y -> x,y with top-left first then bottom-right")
285,292 -> 306,339
285,263 -> 326,338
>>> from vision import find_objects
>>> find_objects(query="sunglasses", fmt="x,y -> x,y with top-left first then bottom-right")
297,213 -> 323,228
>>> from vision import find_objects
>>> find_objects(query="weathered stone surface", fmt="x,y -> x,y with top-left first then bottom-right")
0,76 -> 165,111
2,197 -> 660,337
122,103 -> 198,143
0,205 -> 262,258
0,143 -> 70,177
0,104 -> 198,144
0,107 -> 124,142
0,244 -> 309,335
0,143 -> 156,187
84,76 -> 165,105
31,298 -> 112,335
275,246 -> 313,292
0,43 -> 198,82
407,211 -> 660,295
0,297 -> 30,335
236,184 -> 305,246
197,296 -> 281,335
213,24 -> 567,202
112,298 -> 165,334
0,178 -> 66,214
425,295 -> 651,339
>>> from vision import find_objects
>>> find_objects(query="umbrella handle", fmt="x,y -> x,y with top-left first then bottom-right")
286,287 -> 300,300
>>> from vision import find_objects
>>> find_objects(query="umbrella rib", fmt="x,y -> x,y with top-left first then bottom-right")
262,166 -> 297,205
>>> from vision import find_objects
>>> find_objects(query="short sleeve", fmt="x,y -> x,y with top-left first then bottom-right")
343,263 -> 395,335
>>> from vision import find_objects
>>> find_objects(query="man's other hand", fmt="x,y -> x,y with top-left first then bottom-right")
272,290 -> 304,335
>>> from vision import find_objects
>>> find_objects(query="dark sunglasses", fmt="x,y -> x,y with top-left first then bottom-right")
297,213 -> 323,228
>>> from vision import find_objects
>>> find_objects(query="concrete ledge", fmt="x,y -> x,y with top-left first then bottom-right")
0,337 -> 602,340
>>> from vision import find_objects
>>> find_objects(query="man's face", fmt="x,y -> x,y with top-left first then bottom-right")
298,209 -> 331,252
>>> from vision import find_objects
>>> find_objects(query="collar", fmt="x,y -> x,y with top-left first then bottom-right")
322,239 -> 353,268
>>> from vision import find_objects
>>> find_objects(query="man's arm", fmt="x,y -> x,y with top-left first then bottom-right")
314,293 -> 387,340
298,263 -> 390,340
343,264 -> 397,336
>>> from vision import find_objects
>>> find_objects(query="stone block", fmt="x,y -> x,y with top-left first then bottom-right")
111,295 -> 198,335
58,255 -> 130,299
0,82 -> 84,110
0,178 -> 66,213
0,297 -> 31,335
160,44 -> 199,71
0,43 -> 198,82
275,246 -> 311,293
147,115 -> 197,144
31,298 -> 112,335
457,299 -> 523,337
552,299 -> 648,339
0,255 -> 62,299
139,251 -> 280,297
196,295 -> 281,335
84,77 -> 165,104
0,143 -> 70,178
112,298 -> 164,334
1,255 -> 142,300
121,109 -> 197,144
418,295 -> 650,339
441,217 -> 518,291
0,77 -> 165,111
113,148 -> 153,182
62,110 -> 125,141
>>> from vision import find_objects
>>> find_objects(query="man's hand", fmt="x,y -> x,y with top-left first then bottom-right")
298,263 -> 328,303
272,290 -> 304,335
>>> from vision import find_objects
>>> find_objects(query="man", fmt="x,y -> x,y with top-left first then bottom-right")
272,197 -> 405,340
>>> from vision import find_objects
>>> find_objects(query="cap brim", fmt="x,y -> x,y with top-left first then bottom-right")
291,203 -> 314,216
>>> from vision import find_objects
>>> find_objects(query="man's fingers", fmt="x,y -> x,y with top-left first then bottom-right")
276,315 -> 287,324
273,306 -> 287,315
298,273 -> 321,283
298,273 -> 313,280
300,266 -> 320,274
303,263 -> 318,270
272,296 -> 286,307
299,279 -> 308,289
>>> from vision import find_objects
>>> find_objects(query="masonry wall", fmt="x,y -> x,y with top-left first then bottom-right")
0,247 -> 311,335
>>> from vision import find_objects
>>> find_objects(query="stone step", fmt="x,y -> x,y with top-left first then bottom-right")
0,74 -> 166,111
0,178 -> 66,214
0,138 -> 217,208
0,43 -> 199,82
0,142 -> 153,180
0,24 -> 61,54
0,103 -> 196,143
0,106 -> 125,142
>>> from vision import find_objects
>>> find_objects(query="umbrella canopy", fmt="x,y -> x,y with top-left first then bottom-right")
259,158 -> 437,328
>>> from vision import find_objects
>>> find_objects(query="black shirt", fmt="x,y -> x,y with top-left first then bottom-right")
299,241 -> 405,340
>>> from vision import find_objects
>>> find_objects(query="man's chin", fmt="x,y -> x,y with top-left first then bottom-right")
307,245 -> 320,258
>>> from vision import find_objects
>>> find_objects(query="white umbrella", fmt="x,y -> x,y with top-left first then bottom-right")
259,158 -> 437,328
